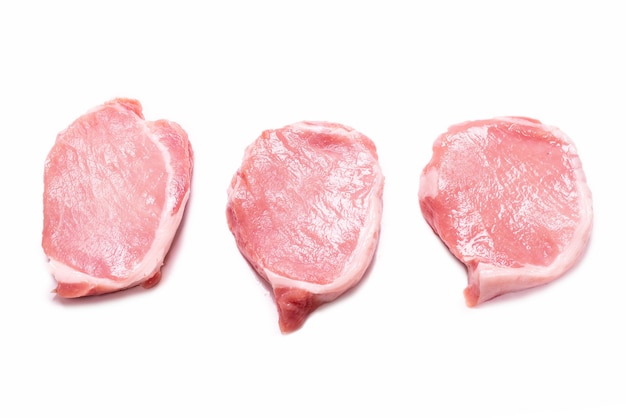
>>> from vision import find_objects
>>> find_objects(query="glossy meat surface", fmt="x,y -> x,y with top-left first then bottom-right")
419,117 -> 592,306
42,98 -> 193,297
227,121 -> 384,333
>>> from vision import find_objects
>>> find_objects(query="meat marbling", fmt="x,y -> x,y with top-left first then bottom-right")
419,117 -> 592,306
42,98 -> 193,297
227,121 -> 384,333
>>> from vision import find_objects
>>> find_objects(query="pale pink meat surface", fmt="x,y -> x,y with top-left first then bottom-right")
227,121 -> 384,333
42,98 -> 193,297
419,117 -> 592,306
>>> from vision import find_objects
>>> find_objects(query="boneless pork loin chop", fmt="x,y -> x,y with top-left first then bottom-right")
43,98 -> 193,297
227,121 -> 384,333
419,117 -> 592,306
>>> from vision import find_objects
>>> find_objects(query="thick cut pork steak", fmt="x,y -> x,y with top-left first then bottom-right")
419,117 -> 592,306
227,121 -> 384,333
42,98 -> 193,297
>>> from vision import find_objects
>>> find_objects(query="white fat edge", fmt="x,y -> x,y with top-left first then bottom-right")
418,166 -> 440,200
130,123 -> 190,280
48,258 -> 109,288
264,162 -> 385,302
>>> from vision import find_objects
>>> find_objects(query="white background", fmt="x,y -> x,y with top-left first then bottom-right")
1,1 -> 624,416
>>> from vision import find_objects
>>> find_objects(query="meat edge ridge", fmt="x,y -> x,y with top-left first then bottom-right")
49,111 -> 193,297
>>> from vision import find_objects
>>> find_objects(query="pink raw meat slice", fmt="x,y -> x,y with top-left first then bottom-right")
227,121 -> 384,333
419,117 -> 592,306
42,98 -> 194,297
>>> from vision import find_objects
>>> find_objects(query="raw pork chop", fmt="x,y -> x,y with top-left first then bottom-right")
227,121 -> 384,333
419,117 -> 592,306
42,98 -> 193,297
